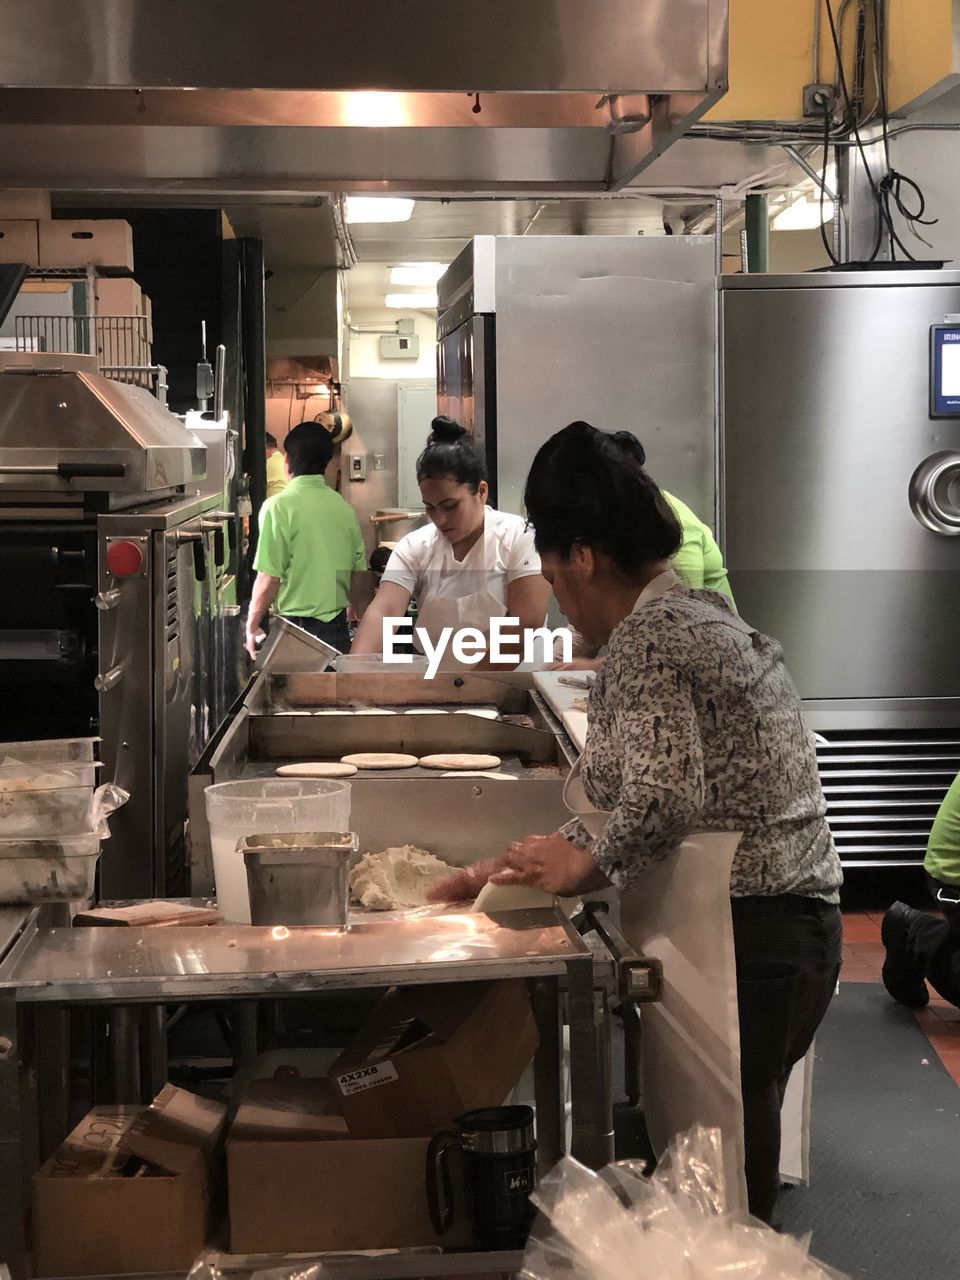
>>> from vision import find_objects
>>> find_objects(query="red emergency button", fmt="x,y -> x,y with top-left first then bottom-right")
106,539 -> 144,578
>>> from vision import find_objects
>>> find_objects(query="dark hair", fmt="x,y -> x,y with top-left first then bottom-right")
265,432 -> 278,449
415,415 -> 486,492
523,421 -> 681,572
369,545 -> 392,575
283,421 -> 334,477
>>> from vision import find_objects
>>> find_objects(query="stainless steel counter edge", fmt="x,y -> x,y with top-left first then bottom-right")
0,911 -> 594,1003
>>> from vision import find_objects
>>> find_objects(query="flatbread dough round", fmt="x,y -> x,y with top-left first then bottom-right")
341,752 -> 420,770
276,762 -> 358,779
418,753 -> 502,771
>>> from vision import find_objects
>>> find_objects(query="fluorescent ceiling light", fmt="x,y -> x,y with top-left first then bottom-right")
389,263 -> 446,287
345,197 -> 415,224
772,196 -> 834,231
384,292 -> 438,310
344,92 -> 408,128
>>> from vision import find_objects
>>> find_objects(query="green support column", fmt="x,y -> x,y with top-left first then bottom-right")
745,193 -> 769,273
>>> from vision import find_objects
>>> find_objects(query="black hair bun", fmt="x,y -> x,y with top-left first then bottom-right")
610,431 -> 646,467
429,415 -> 468,445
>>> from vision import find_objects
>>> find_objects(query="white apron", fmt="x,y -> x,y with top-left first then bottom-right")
415,587 -> 507,672
563,737 -> 748,1210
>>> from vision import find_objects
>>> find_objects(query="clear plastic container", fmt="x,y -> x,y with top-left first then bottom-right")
204,779 -> 352,924
0,762 -> 101,836
0,826 -> 107,903
0,737 -> 99,764
0,785 -> 94,836
0,761 -> 99,792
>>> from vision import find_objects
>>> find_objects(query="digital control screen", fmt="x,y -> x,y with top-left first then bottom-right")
930,325 -> 960,417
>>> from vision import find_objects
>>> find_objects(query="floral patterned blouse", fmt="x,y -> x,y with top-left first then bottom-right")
560,571 -> 843,902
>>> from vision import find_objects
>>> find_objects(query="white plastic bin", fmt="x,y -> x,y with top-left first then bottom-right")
204,779 -> 352,923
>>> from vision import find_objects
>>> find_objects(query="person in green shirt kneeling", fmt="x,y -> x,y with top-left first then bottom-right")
246,421 -> 366,656
882,769 -> 960,1009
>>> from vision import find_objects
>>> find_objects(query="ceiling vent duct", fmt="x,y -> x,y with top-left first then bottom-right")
0,0 -> 727,196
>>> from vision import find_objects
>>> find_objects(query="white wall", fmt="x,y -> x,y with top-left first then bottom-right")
347,310 -> 437,380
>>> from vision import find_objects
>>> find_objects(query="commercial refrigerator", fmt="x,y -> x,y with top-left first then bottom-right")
437,236 -> 718,518
720,268 -> 960,868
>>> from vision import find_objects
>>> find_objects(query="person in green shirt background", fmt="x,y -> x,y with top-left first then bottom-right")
552,428 -> 733,668
265,432 -> 288,498
882,769 -> 960,1010
245,421 -> 366,656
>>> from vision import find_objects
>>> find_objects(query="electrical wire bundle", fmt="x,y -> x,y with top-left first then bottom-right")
691,0 -> 938,265
820,0 -> 937,263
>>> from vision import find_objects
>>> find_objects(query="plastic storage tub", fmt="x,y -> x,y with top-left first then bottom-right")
0,827 -> 107,903
0,737 -> 99,764
0,762 -> 100,837
204,780 -> 352,923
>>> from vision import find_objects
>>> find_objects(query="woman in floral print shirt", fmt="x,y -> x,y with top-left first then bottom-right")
432,421 -> 842,1223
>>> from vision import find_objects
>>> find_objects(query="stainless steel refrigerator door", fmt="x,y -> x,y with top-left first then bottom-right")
493,236 -> 717,519
721,276 -> 960,705
437,314 -> 496,500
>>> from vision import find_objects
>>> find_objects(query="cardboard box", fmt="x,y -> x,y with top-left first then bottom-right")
32,1087 -> 227,1277
227,1072 -> 469,1254
94,276 -> 143,317
330,979 -> 539,1139
0,190 -> 50,220
38,219 -> 135,271
229,1132 -> 462,1253
0,219 -> 39,267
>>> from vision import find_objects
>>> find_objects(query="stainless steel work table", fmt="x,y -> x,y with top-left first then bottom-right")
0,905 -> 612,1280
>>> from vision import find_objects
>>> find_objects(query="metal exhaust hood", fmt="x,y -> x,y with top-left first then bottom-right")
0,0 -> 727,195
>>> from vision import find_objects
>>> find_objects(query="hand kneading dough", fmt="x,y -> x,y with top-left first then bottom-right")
349,845 -> 455,910
340,752 -> 419,770
418,753 -> 501,771
276,762 -> 358,778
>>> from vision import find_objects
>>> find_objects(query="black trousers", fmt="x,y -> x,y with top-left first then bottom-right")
732,895 -> 843,1223
904,874 -> 960,1007
282,610 -> 350,654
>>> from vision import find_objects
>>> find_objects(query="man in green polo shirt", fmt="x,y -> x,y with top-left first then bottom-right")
882,769 -> 960,1009
245,421 -> 366,656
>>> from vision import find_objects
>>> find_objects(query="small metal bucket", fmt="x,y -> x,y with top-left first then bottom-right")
240,831 -> 359,927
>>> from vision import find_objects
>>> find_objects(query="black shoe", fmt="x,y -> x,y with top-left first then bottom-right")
881,902 -> 929,1009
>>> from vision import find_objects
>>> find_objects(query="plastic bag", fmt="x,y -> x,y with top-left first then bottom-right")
522,1126 -> 849,1280
89,783 -> 130,827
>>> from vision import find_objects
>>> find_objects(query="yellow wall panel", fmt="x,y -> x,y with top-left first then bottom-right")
886,0 -> 956,111
705,0 -> 957,123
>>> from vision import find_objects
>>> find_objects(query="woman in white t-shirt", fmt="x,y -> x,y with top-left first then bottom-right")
351,417 -> 551,667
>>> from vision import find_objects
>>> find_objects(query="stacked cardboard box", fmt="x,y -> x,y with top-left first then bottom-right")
228,979 -> 539,1254
32,1086 -> 227,1278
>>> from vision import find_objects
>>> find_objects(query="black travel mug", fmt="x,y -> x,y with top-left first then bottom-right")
427,1105 -> 537,1250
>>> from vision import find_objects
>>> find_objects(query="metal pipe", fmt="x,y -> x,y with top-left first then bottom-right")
781,144 -> 839,202
744,193 -> 769,273
240,238 -> 267,578
109,1007 -> 141,1103
213,342 -> 226,422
